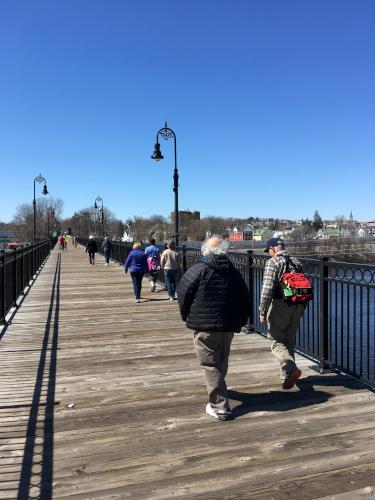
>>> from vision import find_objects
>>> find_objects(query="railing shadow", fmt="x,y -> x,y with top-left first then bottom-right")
17,254 -> 60,499
296,373 -> 375,392
229,371 -> 370,420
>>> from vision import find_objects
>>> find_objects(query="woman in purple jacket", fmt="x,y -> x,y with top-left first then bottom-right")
124,243 -> 148,303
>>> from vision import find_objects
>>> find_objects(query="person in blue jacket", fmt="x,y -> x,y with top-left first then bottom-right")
124,242 -> 148,303
144,238 -> 161,292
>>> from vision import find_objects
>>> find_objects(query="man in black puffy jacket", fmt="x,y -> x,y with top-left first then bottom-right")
177,235 -> 250,421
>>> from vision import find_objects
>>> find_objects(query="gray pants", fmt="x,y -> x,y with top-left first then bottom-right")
193,331 -> 234,411
267,299 -> 305,381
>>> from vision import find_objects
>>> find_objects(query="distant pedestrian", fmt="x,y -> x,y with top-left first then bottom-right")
59,234 -> 65,250
102,236 -> 112,266
177,235 -> 250,421
124,243 -> 148,303
86,235 -> 98,265
259,238 -> 305,389
161,241 -> 180,301
145,238 -> 161,292
63,233 -> 68,249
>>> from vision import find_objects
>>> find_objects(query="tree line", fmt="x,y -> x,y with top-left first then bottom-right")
0,201 -> 358,245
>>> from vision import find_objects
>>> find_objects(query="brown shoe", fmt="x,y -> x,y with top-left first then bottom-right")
282,368 -> 301,390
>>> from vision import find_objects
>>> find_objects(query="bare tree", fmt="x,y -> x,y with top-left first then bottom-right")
126,215 -> 168,242
12,197 -> 64,241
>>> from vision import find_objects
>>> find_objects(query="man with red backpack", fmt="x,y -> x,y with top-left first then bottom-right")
259,238 -> 312,390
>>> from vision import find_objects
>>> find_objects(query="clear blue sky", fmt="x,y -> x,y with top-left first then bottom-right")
1,0 -> 374,223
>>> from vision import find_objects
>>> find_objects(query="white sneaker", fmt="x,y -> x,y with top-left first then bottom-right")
135,299 -> 140,303
105,263 -> 108,266
169,297 -> 174,301
206,403 -> 231,421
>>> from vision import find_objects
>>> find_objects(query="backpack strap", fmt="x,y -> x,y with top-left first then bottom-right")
280,254 -> 300,273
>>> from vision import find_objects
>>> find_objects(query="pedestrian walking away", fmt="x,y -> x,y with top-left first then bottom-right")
86,235 -> 98,265
102,236 -> 113,266
124,242 -> 148,303
145,238 -> 161,292
177,235 -> 250,421
259,238 -> 306,389
161,241 -> 180,300
59,234 -> 65,250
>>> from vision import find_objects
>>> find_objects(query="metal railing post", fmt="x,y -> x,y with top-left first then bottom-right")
247,250 -> 254,332
32,242 -> 35,276
182,245 -> 187,274
1,252 -> 5,324
21,245 -> 25,294
13,248 -> 17,305
319,256 -> 329,371
125,243 -> 130,262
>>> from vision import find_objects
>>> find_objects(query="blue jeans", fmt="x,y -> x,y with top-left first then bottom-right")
164,270 -> 177,298
130,272 -> 144,300
104,249 -> 111,264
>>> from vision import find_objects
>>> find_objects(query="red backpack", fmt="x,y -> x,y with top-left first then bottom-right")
281,256 -> 313,304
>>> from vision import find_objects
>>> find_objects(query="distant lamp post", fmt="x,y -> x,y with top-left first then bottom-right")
50,208 -> 55,236
151,122 -> 179,245
94,196 -> 104,236
33,174 -> 48,243
47,207 -> 56,237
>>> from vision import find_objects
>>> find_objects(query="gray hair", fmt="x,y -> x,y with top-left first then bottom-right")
274,244 -> 285,253
201,235 -> 230,256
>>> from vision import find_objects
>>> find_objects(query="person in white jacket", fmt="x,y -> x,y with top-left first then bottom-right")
160,241 -> 180,300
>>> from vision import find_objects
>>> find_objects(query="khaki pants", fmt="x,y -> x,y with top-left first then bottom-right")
193,331 -> 234,411
267,299 -> 305,381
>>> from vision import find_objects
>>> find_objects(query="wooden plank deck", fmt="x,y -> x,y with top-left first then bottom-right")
1,244 -> 375,499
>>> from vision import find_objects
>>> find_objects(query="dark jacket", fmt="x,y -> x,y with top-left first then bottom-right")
124,249 -> 148,273
86,239 -> 98,254
177,254 -> 250,332
102,239 -> 112,252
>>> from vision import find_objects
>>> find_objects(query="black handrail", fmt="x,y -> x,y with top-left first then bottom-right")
75,238 -> 375,385
0,240 -> 55,324
180,247 -> 375,385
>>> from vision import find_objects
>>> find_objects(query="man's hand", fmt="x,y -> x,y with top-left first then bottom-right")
259,315 -> 267,325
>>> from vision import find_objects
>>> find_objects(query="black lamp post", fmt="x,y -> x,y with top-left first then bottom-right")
151,122 -> 179,245
33,174 -> 48,243
94,196 -> 104,236
52,209 -> 55,235
47,207 -> 55,237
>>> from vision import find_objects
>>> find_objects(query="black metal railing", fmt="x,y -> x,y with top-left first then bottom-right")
77,238 -> 133,265
0,240 -> 54,324
74,239 -> 375,384
180,246 -> 375,386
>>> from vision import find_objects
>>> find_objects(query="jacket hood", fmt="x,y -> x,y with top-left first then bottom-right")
201,254 -> 230,271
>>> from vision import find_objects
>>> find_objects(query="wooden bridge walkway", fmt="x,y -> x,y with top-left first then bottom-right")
1,245 -> 375,499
